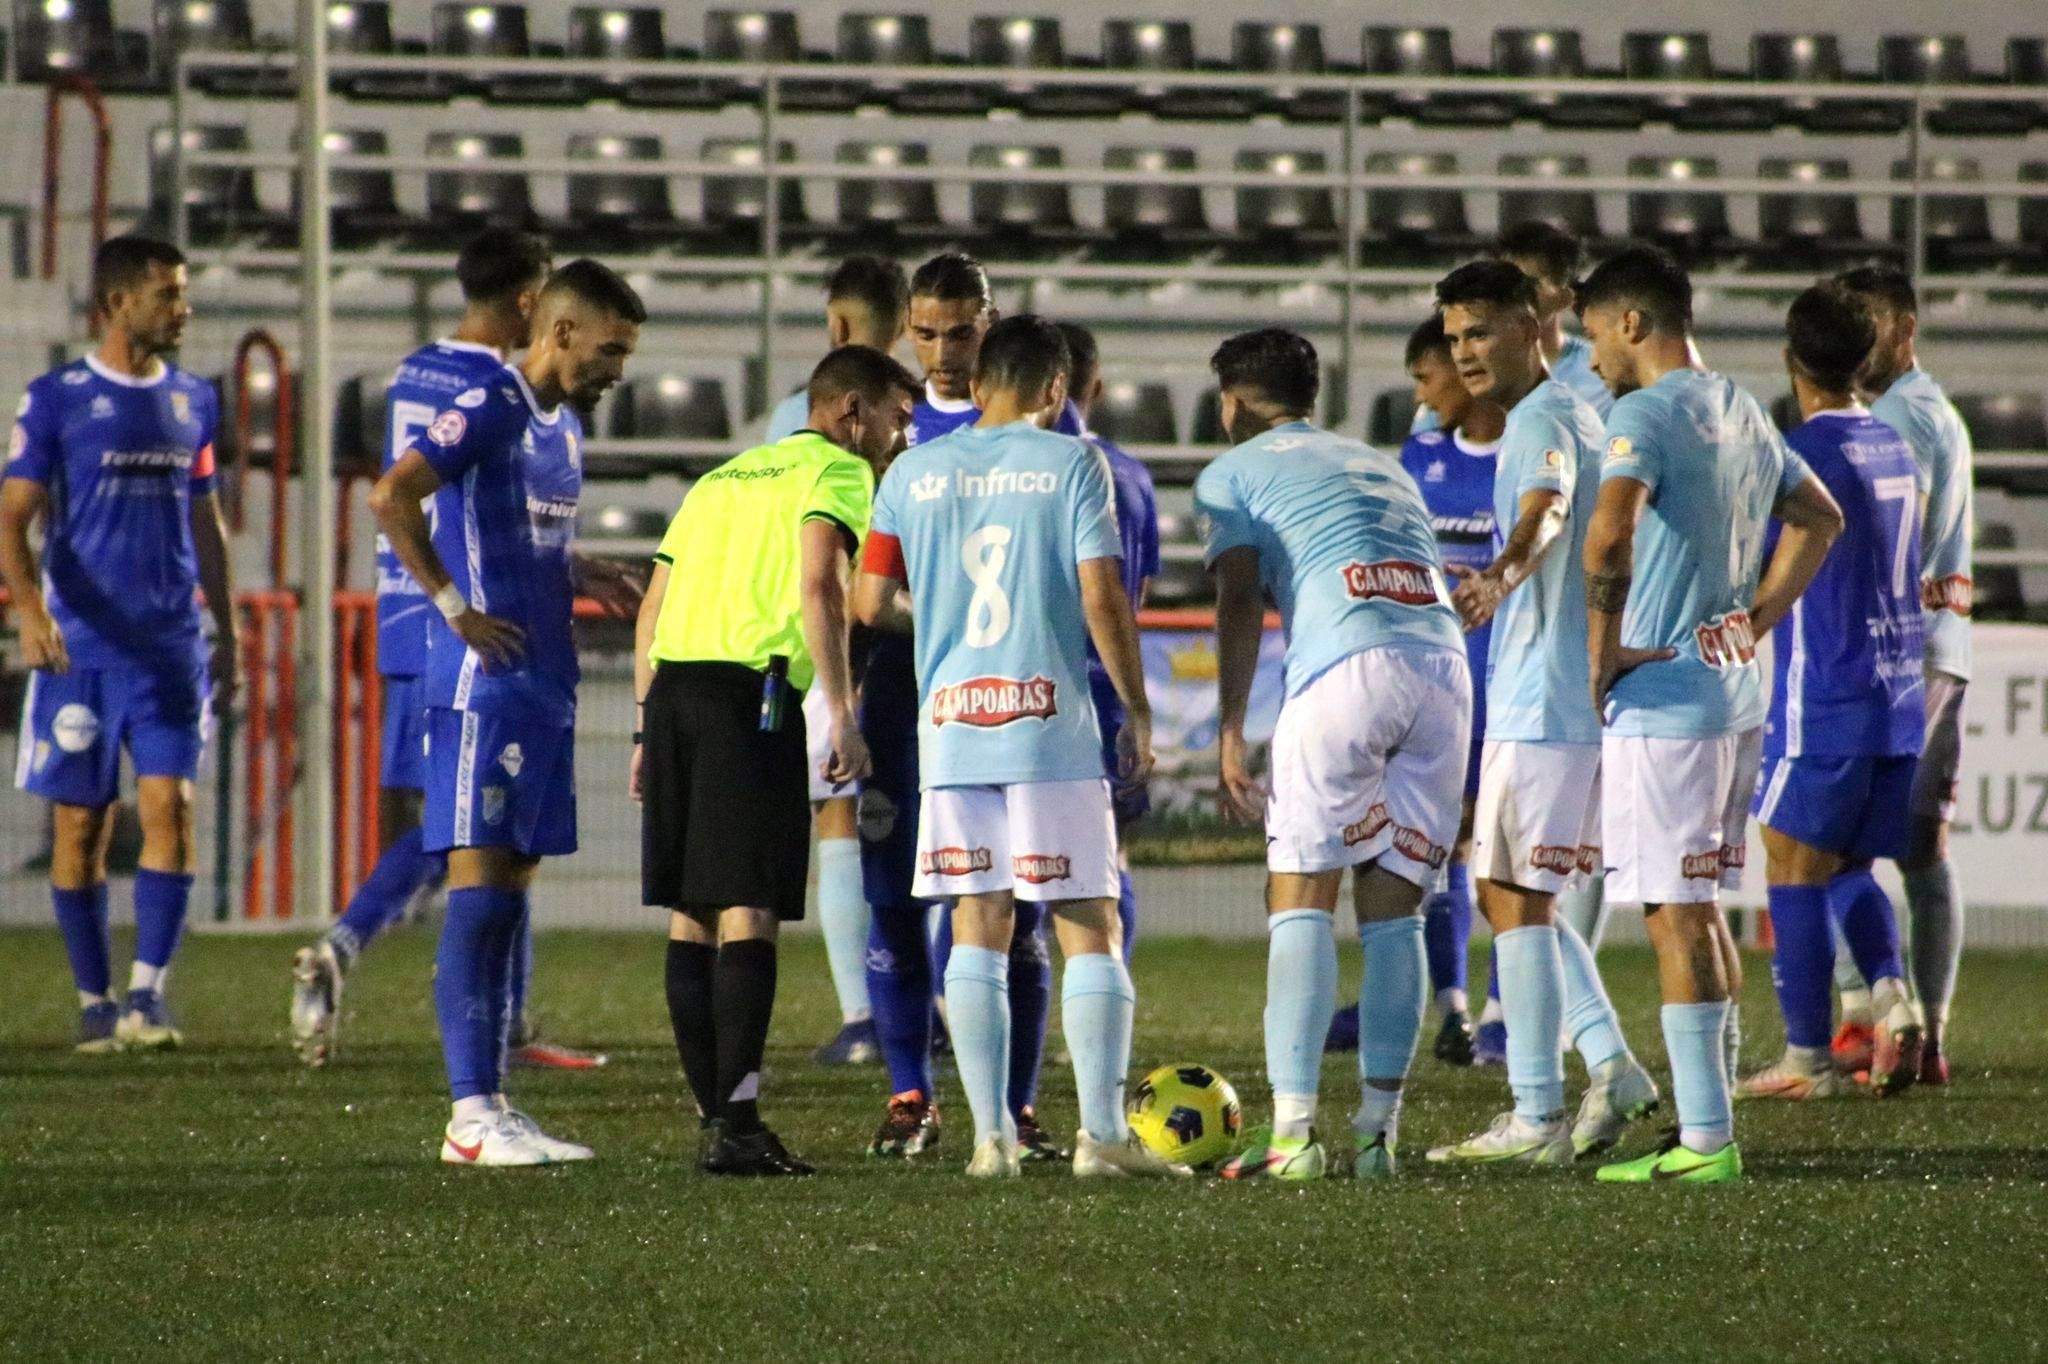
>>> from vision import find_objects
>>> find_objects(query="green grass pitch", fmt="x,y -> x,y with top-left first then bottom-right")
3,928 -> 2045,1360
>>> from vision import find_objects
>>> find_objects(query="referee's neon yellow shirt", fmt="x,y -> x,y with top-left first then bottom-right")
649,430 -> 874,692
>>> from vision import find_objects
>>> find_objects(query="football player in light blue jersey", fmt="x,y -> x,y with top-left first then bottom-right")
1832,266 -> 1973,1087
1197,330 -> 1471,1183
855,316 -> 1182,1179
1578,248 -> 1843,1184
373,261 -> 643,1167
1737,284 -> 1928,1104
1,236 -> 238,1053
762,255 -> 910,1069
1420,260 -> 1661,1169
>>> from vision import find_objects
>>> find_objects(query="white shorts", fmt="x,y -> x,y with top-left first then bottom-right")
912,777 -> 1120,902
1265,645 -> 1471,885
1603,729 -> 1755,906
1720,726 -> 1762,891
804,685 -> 856,804
1471,740 -> 1601,895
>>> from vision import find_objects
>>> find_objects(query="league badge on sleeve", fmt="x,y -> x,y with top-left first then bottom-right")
428,410 -> 468,446
171,390 -> 192,425
1604,435 -> 1633,467
455,388 -> 487,409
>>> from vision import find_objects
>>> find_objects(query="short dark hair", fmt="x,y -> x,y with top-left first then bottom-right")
456,230 -> 552,305
807,344 -> 920,410
1435,258 -> 1540,315
1055,321 -> 1100,396
1210,328 -> 1319,415
1786,284 -> 1875,392
539,258 -> 647,324
1493,220 -> 1584,286
1835,263 -> 1918,318
1575,246 -> 1693,335
974,314 -> 1069,398
826,254 -> 909,320
92,235 -> 184,308
908,251 -> 992,307
1404,314 -> 1452,368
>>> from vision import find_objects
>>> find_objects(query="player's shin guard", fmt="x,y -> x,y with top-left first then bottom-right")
1557,915 -> 1628,1071
131,869 -> 194,974
1828,868 -> 1905,988
713,940 -> 777,1133
664,938 -> 720,1122
816,838 -> 872,1024
943,944 -> 1012,1146
1117,869 -> 1137,966
1766,885 -> 1834,1051
1006,903 -> 1052,1118
1661,1000 -> 1734,1155
52,883 -> 111,1000
1358,916 -> 1426,1144
867,902 -> 934,1097
331,826 -> 440,965
1265,909 -> 1337,1140
1061,953 -> 1135,1143
1904,861 -> 1964,1032
1496,924 -> 1565,1120
434,887 -> 523,1101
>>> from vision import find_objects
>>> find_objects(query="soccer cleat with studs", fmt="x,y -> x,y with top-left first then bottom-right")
75,999 -> 123,1054
1218,1126 -> 1326,1181
965,1135 -> 1022,1179
811,1018 -> 881,1067
1428,1110 -> 1574,1166
1736,1056 -> 1849,1101
1572,1057 -> 1661,1159
1433,1010 -> 1476,1066
290,942 -> 343,1067
117,988 -> 182,1051
702,1123 -> 814,1177
1014,1107 -> 1069,1163
1596,1131 -> 1742,1184
1072,1131 -> 1191,1178
1870,999 -> 1924,1099
867,1093 -> 941,1158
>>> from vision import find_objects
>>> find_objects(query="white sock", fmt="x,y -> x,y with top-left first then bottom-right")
1839,985 -> 1874,1027
1786,1043 -> 1829,1071
128,962 -> 164,994
1354,1085 -> 1403,1147
78,990 -> 109,1009
1435,986 -> 1469,1017
1478,995 -> 1504,1026
1871,975 -> 1910,1018
1273,1093 -> 1318,1143
451,1095 -> 495,1125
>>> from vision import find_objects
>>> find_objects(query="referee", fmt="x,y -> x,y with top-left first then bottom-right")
633,344 -> 918,1176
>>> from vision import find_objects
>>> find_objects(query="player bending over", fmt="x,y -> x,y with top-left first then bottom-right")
1198,329 -> 1471,1182
370,260 -> 643,1166
855,315 -> 1181,1179
2,235 -> 238,1052
1579,248 -> 1842,1184
1421,260 -> 1660,1168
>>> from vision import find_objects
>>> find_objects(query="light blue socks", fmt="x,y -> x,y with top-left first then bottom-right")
1557,915 -> 1629,1071
943,944 -> 1012,1146
1061,952 -> 1136,1143
1662,1000 -> 1734,1155
1265,909 -> 1337,1139
815,837 -> 872,1024
1496,924 -> 1565,1120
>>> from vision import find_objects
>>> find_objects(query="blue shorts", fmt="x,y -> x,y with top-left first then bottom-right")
858,711 -> 921,908
15,658 -> 207,807
379,673 -> 428,792
1752,753 -> 1918,862
1089,668 -> 1151,826
421,708 -> 577,858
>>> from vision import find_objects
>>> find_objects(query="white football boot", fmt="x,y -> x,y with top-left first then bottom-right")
964,1135 -> 1022,1178
1072,1131 -> 1193,1178
1427,1110 -> 1575,1166
1571,1056 -> 1662,1159
289,941 -> 343,1067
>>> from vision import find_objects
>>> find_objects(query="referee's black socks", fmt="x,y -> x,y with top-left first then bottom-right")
665,939 -> 720,1124
712,939 -> 778,1135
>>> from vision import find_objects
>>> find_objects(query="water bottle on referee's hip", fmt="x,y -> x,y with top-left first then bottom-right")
759,655 -> 790,732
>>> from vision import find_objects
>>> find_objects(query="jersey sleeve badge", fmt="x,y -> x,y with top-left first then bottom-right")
1604,435 -> 1633,465
454,387 -> 487,409
427,410 -> 468,446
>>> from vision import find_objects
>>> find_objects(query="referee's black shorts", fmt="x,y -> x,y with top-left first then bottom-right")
641,661 -> 811,919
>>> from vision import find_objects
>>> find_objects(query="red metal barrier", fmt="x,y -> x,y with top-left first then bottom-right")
40,73 -> 110,284
332,591 -> 382,913
239,591 -> 296,919
227,331 -> 296,588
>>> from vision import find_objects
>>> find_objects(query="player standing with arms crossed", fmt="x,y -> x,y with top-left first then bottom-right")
3,235 -> 238,1051
370,260 -> 643,1165
1421,261 -> 1659,1168
1578,248 -> 1842,1184
1198,330 -> 1471,1182
855,316 -> 1180,1179
1737,284 -> 1927,1102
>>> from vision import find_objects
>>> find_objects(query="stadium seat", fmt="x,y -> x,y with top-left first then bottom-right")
1233,23 -> 1343,123
1753,158 -> 1879,268
583,505 -> 672,542
148,124 -> 272,244
611,376 -> 732,441
2019,163 -> 2048,268
327,3 -> 445,101
432,4 -> 582,104
967,16 -> 1116,118
1233,149 -> 1338,254
424,132 -> 536,232
1752,33 -> 1908,134
1191,389 -> 1227,444
1974,520 -> 2024,617
15,0 -> 150,88
1100,147 -> 1212,260
700,138 -> 806,249
155,0 -> 292,98
1881,34 -> 2035,136
834,141 -> 942,243
1626,156 -> 1732,263
1363,151 -> 1478,264
1494,28 -> 1642,129
1499,154 -> 1600,244
1890,157 -> 2003,271
569,7 -> 709,108
301,128 -> 418,244
701,10 -> 847,111
332,373 -> 386,473
1103,20 -> 1236,119
1368,389 -> 1418,447
2009,38 -> 2048,113
968,144 -> 1076,254
1090,382 -> 1177,445
840,14 -> 969,115
1362,26 -> 1514,126
1621,31 -> 1776,131
1768,392 -> 1800,433
565,134 -> 681,246
1954,392 -> 2048,451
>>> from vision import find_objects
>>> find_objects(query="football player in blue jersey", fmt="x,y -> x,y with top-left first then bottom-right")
370,260 -> 643,1165
2,236 -> 239,1053
1198,330 -> 1473,1182
1579,248 -> 1843,1183
854,315 -> 1181,1179
1422,260 -> 1660,1167
1829,265 -> 1973,1089
1738,283 -> 1928,1102
904,252 -> 995,446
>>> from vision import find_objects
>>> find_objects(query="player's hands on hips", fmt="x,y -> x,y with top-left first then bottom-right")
17,604 -> 67,673
629,741 -> 644,803
1588,643 -> 1677,719
1447,563 -> 1508,632
451,608 -> 526,671
1217,725 -> 1262,824
207,632 -> 241,713
1117,710 -> 1156,788
825,712 -> 873,787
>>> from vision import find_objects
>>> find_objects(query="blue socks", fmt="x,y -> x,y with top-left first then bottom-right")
815,837 -> 872,1024
1116,868 -> 1137,966
866,900 -> 934,1097
1422,863 -> 1474,1004
1359,916 -> 1427,1083
1062,952 -> 1136,1143
507,905 -> 534,1048
1007,903 -> 1052,1118
943,943 -> 1011,1146
1556,915 -> 1628,1070
52,883 -> 111,1000
132,869 -> 193,971
1662,1000 -> 1734,1155
1264,909 -> 1337,1138
1767,884 -> 1834,1050
1496,924 -> 1565,1119
434,886 -> 525,1101
1826,868 -> 1903,990
330,825 -> 442,964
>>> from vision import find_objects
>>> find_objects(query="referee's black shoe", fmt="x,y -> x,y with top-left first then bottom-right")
701,1121 -> 816,1177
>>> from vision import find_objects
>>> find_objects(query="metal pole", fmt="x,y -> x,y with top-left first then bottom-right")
295,0 -> 337,924
757,72 -> 780,419
1337,84 -> 1358,433
1908,87 -> 1928,297
169,51 -> 188,250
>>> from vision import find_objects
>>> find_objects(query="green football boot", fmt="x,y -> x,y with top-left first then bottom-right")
1596,1134 -> 1742,1184
1218,1125 -> 1327,1181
